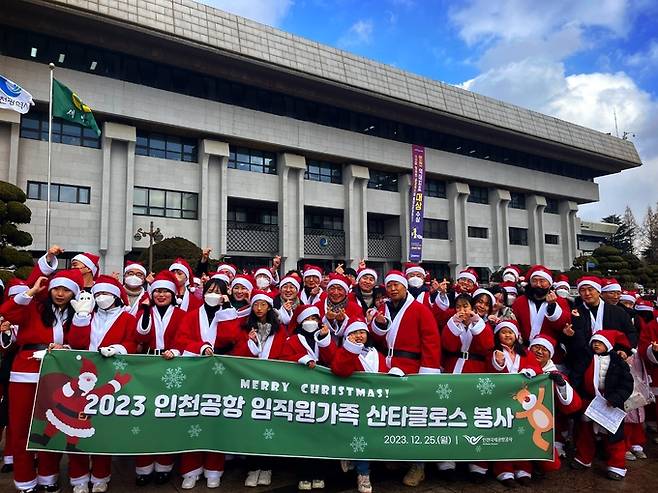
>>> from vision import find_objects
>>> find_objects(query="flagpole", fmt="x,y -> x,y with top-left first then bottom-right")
46,63 -> 54,248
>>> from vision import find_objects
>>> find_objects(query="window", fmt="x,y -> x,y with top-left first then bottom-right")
509,227 -> 529,246
136,130 -> 197,162
20,111 -> 101,148
468,226 -> 488,239
227,202 -> 278,226
26,181 -> 90,204
305,160 -> 342,184
133,187 -> 198,219
368,170 -> 398,192
425,178 -> 446,198
545,234 -> 560,245
305,210 -> 343,231
228,146 -> 277,174
545,198 -> 560,214
468,185 -> 489,204
367,217 -> 386,235
424,219 -> 449,239
509,192 -> 526,210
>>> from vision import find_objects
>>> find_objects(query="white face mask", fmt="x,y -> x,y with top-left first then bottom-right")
502,273 -> 517,283
408,276 -> 424,288
95,294 -> 115,310
204,293 -> 222,307
556,289 -> 570,299
124,275 -> 143,288
256,277 -> 270,289
301,320 -> 318,333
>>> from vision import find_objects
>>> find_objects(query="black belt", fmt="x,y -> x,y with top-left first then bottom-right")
390,349 -> 421,360
20,344 -> 49,351
444,350 -> 485,362
56,403 -> 88,421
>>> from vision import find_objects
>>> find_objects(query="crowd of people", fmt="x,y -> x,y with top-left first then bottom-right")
0,245 -> 656,493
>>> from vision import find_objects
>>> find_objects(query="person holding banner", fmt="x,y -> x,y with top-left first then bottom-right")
0,270 -> 83,493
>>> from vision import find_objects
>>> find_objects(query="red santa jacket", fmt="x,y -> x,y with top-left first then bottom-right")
441,315 -> 494,374
370,294 -> 441,375
175,306 -> 242,355
540,361 -> 582,415
313,294 -> 363,339
638,316 -> 658,393
279,331 -> 336,366
331,339 -> 389,377
68,308 -> 138,354
487,347 -> 543,376
135,305 -> 187,355
511,295 -> 571,343
231,323 -> 287,360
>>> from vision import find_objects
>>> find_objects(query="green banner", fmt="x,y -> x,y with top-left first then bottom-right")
28,351 -> 554,461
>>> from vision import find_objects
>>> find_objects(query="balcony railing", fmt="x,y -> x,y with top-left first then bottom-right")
304,228 -> 345,256
227,221 -> 279,253
367,233 -> 401,259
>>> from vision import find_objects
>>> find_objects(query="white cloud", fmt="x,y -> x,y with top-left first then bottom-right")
626,39 -> 658,67
200,0 -> 293,26
338,19 -> 374,47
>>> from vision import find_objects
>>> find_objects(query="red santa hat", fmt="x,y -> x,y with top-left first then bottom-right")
356,267 -> 378,283
590,329 -> 630,353
7,278 -> 28,297
472,288 -> 495,307
149,270 -> 178,295
344,319 -> 369,337
457,268 -> 478,285
78,357 -> 98,384
289,304 -> 321,333
72,252 -> 100,277
634,298 -> 653,312
92,275 -> 129,306
577,276 -> 602,293
49,269 -> 84,298
326,273 -> 350,293
529,334 -> 556,358
231,274 -> 254,293
500,281 -> 518,295
601,278 -> 622,293
384,270 -> 408,289
217,263 -> 237,276
124,261 -> 146,277
494,319 -> 520,339
302,264 -> 323,279
169,258 -> 193,285
526,265 -> 554,285
254,267 -> 274,282
552,274 -> 570,291
250,289 -> 274,306
620,290 -> 637,304
503,265 -> 522,281
210,272 -> 230,284
404,262 -> 425,277
279,276 -> 300,291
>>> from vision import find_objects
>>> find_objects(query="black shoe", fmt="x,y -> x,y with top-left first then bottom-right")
65,443 -> 82,453
469,472 -> 486,484
154,472 -> 171,485
569,459 -> 587,470
37,483 -> 60,493
135,473 -> 153,486
517,476 -> 531,487
438,468 -> 457,482
500,478 -> 517,488
1,463 -> 13,473
29,433 -> 50,446
607,471 -> 624,481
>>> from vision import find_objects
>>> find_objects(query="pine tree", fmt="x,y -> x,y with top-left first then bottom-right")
0,181 -> 34,283
602,212 -> 635,256
642,204 -> 658,263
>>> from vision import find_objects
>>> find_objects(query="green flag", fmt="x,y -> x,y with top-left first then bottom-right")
52,79 -> 101,136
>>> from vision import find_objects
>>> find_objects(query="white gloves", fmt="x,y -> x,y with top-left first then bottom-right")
99,346 -> 117,358
520,368 -> 536,379
71,292 -> 95,316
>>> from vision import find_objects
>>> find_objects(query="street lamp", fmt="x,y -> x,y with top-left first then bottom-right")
134,221 -> 164,273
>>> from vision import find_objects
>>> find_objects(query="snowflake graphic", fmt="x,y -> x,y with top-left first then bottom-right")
350,436 -> 368,453
212,361 -> 226,376
113,359 -> 128,371
263,428 -> 275,440
131,426 -> 141,435
517,426 -> 526,435
187,424 -> 202,438
161,367 -> 187,389
435,383 -> 453,400
476,377 -> 496,395
400,376 -> 409,382
475,445 -> 482,453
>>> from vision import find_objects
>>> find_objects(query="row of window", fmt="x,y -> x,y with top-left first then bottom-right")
20,112 -> 101,149
1,25 -> 600,181
27,181 -> 90,204
133,187 -> 198,219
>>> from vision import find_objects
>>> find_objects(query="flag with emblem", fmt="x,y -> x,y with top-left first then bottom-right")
52,79 -> 101,136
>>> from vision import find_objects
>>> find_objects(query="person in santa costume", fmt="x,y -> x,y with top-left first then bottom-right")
370,270 -> 441,487
570,330 -> 634,480
133,271 -> 187,486
27,246 -> 99,293
173,277 -> 241,490
438,293 -> 493,482
601,278 -> 622,306
229,274 -> 255,321
433,268 -> 479,330
488,320 -> 543,487
498,281 -> 518,308
502,264 -> 523,285
623,347 -> 650,462
487,285 -> 516,325
253,265 -> 280,296
299,265 -> 323,305
510,265 -> 571,346
552,274 -> 574,308
0,270 -> 83,493
619,290 -> 637,312
168,258 -> 203,313
272,275 -> 300,328
122,261 -> 150,317
352,264 -> 379,316
638,303 -> 658,441
313,273 -> 362,341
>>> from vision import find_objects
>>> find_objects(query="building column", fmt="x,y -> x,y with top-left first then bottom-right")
199,139 -> 229,254
560,200 -> 579,269
527,195 -> 547,265
490,188 -> 511,271
344,164 -> 369,269
0,109 -> 20,184
99,122 -> 136,274
399,173 -> 411,262
448,182 -> 470,276
279,153 -> 306,272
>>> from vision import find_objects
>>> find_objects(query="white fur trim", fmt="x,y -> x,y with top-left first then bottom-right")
280,277 -> 300,291
388,367 -> 405,376
457,271 -> 477,283
577,279 -> 601,292
635,304 -> 652,312
296,306 -> 320,324
546,301 -> 563,322
303,268 -> 322,279
10,371 -> 38,383
124,264 -> 147,276
601,283 -> 621,293
590,334 -> 613,352
250,293 -> 273,306
405,266 -> 425,277
7,285 -> 28,296
254,268 -> 274,281
247,338 -> 261,356
472,288 -> 494,308
530,337 -> 555,357
38,253 -> 58,276
620,294 -> 636,303
530,270 -> 553,284
356,269 -> 378,282
384,273 -> 408,288
108,380 -> 121,392
49,277 -> 80,297
169,263 -> 189,279
502,285 -> 518,294
342,338 -> 363,355
72,254 -> 98,276
45,409 -> 95,438
494,320 -> 519,338
327,278 -> 349,292
199,343 -> 213,355
419,366 -> 441,374
62,382 -> 74,398
150,279 -> 177,293
344,320 -> 368,337
92,282 -> 121,298
14,291 -> 33,305
553,281 -> 570,290
315,331 -> 331,348
218,264 -> 236,276
211,273 -> 230,284
298,354 -> 314,365
231,278 -> 253,292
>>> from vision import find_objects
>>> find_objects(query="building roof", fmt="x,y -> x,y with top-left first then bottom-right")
41,0 -> 641,168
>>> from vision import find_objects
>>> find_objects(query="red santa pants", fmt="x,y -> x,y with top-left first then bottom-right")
2,423 -> 13,464
492,460 -> 531,481
624,422 -> 646,449
537,447 -> 562,473
180,452 -> 224,480
135,454 -> 175,475
575,421 -> 626,476
68,454 -> 112,486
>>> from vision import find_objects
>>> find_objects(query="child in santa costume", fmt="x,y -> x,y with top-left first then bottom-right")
488,320 -> 543,487
433,268 -> 479,329
253,266 -> 280,296
229,274 -> 255,321
168,258 -> 203,313
173,277 -> 241,490
0,270 -> 83,493
122,262 -> 150,317
313,273 -> 363,341
65,275 -> 137,493
133,271 -> 187,486
299,265 -> 323,305
571,330 -> 634,480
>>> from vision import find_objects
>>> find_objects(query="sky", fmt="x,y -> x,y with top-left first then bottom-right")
201,0 -> 658,222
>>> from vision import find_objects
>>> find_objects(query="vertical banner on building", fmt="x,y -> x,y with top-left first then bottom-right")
409,145 -> 426,262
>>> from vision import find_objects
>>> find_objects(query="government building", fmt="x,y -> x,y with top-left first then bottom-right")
0,0 -> 642,278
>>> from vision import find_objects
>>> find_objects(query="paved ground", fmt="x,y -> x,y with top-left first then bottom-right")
1,436 -> 657,492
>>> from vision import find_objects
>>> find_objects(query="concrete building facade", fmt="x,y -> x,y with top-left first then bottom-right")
0,0 -> 642,278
